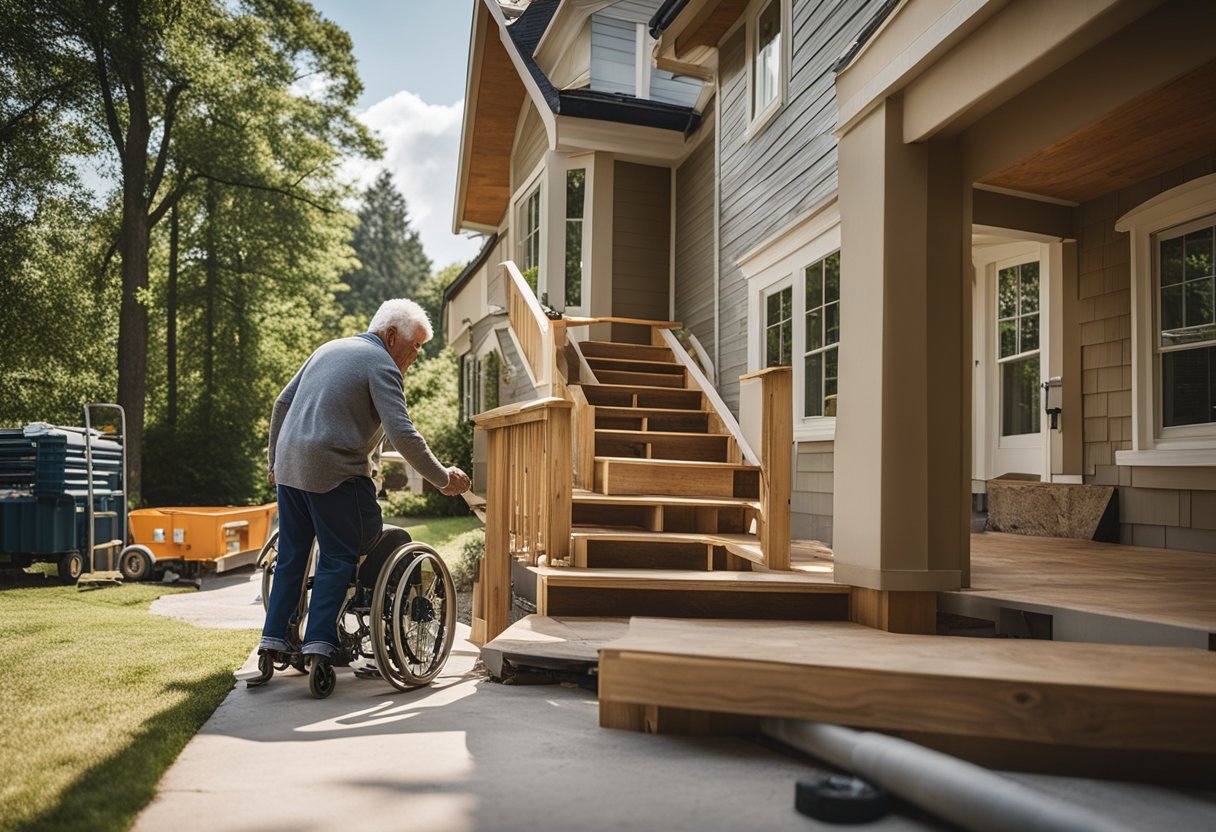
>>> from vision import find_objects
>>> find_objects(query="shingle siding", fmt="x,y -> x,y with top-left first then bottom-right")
1080,153 -> 1216,554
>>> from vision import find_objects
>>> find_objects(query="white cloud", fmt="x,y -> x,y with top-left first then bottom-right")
343,91 -> 484,271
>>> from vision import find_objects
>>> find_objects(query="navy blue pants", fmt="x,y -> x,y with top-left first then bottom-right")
260,478 -> 382,657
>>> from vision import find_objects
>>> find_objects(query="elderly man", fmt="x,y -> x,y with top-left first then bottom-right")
258,298 -> 470,668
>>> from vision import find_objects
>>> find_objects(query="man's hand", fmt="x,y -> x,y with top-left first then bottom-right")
440,466 -> 470,496
268,470 -> 276,485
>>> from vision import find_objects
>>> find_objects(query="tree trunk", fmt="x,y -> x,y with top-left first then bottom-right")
203,182 -> 218,429
116,124 -> 150,503
167,203 -> 178,430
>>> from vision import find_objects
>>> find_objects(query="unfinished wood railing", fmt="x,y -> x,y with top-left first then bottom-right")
738,366 -> 792,571
503,261 -> 555,393
471,397 -> 572,644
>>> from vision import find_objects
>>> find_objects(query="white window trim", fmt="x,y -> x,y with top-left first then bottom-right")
743,0 -> 790,141
742,197 -> 842,441
1115,172 -> 1216,466
563,157 -> 591,313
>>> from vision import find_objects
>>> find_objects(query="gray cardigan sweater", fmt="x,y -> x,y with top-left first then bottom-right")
268,333 -> 449,493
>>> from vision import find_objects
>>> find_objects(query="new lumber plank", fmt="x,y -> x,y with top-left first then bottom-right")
598,618 -> 1216,755
481,615 -> 628,679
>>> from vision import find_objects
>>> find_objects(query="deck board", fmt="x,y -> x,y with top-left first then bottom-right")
960,532 -> 1216,634
598,617 -> 1216,755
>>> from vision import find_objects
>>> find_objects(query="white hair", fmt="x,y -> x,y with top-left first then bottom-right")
368,298 -> 433,342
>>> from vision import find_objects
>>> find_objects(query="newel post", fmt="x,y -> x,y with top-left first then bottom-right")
741,366 -> 792,570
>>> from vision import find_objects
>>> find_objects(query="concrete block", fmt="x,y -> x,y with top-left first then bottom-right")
986,479 -> 1115,539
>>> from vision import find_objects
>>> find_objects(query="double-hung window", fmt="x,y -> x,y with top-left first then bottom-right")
1116,174 -> 1216,463
746,0 -> 787,134
764,284 -> 793,368
997,259 -> 1041,436
803,252 -> 840,417
1157,217 -> 1216,428
517,184 -> 541,276
565,169 -> 585,309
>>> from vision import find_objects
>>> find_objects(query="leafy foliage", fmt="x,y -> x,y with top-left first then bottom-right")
341,170 -> 432,321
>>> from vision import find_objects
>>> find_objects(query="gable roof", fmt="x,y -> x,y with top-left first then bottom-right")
453,0 -> 700,233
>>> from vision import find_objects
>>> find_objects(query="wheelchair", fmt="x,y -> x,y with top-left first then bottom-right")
248,525 -> 457,699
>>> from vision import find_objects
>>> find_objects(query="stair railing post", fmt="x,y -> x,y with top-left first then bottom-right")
545,404 -> 572,565
482,426 -> 511,643
742,366 -> 792,571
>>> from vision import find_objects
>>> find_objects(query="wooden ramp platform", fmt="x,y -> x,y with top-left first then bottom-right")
946,532 -> 1216,648
597,617 -> 1216,777
481,616 -> 628,680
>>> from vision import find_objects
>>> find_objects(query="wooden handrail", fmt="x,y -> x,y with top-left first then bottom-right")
556,316 -> 682,329
503,261 -> 554,390
473,396 -> 572,644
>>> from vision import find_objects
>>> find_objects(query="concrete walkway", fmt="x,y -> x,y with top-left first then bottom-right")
138,573 -> 1216,832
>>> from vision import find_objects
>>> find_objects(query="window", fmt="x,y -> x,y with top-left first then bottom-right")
460,353 -> 475,420
1158,217 -> 1216,428
1116,173 -> 1216,463
565,169 -> 585,309
764,284 -> 792,367
517,184 -> 541,275
753,0 -> 781,117
997,260 -> 1041,436
803,252 -> 840,417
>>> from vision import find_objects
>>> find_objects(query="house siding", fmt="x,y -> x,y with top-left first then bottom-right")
675,118 -> 716,365
612,161 -> 671,337
1080,153 -> 1216,554
715,0 -> 881,412
512,104 -> 548,197
794,440 -> 834,544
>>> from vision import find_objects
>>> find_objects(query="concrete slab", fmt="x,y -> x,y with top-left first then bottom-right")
135,624 -> 939,832
149,569 -> 265,629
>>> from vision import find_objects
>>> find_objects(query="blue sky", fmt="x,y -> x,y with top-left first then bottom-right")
313,0 -> 484,269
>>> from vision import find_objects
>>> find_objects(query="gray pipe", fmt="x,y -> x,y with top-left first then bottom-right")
764,719 -> 1134,832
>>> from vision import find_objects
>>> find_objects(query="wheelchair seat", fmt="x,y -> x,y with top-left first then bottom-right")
356,525 -> 413,594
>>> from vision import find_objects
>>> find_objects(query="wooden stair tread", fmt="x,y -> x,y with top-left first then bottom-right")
593,406 -> 711,417
580,340 -> 673,355
531,566 -> 846,590
571,527 -> 758,546
584,356 -> 684,372
572,491 -> 760,510
583,383 -> 700,395
595,429 -> 730,440
597,456 -> 757,470
597,617 -> 1216,757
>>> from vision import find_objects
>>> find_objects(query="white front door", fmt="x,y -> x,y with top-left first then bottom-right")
973,240 -> 1048,480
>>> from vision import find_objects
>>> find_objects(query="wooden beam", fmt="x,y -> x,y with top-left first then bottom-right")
850,587 -> 937,635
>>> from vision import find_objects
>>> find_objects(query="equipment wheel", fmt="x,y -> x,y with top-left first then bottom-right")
308,657 -> 336,699
257,530 -> 314,642
118,545 -> 154,582
370,543 -> 457,691
57,551 -> 87,584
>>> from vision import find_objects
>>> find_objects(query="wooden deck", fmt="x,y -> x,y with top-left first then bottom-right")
946,532 -> 1216,647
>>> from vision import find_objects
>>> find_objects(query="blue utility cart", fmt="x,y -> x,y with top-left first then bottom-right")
0,405 -> 127,583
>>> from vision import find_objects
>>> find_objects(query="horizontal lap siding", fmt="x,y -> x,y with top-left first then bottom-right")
676,118 -> 716,365
512,105 -> 547,196
716,0 -> 879,412
613,161 -> 671,326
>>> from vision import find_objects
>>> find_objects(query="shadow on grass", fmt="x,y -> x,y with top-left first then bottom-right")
15,672 -> 237,832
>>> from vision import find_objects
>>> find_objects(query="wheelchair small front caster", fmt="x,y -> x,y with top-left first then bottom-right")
246,651 -> 276,688
308,656 -> 336,699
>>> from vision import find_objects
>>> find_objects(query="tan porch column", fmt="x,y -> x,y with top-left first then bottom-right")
834,97 -> 968,609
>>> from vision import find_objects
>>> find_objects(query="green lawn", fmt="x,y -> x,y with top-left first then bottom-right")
385,514 -> 482,563
0,578 -> 256,832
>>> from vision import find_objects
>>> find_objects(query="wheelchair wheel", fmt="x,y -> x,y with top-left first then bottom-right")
370,543 -> 456,691
257,531 -> 315,643
308,658 -> 336,699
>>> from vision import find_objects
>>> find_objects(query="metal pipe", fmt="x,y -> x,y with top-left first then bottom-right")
764,720 -> 1134,832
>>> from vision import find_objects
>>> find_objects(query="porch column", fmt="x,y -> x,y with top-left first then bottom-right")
833,97 -> 969,605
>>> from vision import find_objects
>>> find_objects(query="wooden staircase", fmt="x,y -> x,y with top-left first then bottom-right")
546,334 -> 839,622
470,261 -> 816,645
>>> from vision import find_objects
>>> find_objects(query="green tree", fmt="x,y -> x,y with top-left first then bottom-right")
1,0 -> 377,498
342,170 -> 432,320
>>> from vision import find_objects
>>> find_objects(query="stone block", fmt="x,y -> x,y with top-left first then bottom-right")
985,478 -> 1115,539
